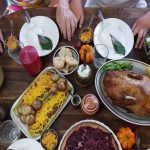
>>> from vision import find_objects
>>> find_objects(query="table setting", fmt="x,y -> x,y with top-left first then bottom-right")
0,6 -> 150,150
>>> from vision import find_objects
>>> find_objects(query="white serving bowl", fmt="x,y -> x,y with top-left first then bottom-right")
53,46 -> 79,76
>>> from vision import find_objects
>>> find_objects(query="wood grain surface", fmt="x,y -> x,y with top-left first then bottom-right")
0,6 -> 150,150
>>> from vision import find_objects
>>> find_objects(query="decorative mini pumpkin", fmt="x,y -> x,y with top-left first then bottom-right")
117,127 -> 136,149
79,44 -> 93,63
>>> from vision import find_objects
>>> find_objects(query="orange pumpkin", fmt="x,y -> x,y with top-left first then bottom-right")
79,44 -> 93,63
117,127 -> 136,149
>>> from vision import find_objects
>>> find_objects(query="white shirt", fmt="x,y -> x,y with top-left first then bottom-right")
85,0 -> 147,8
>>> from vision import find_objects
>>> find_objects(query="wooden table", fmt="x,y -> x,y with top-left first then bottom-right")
0,7 -> 150,149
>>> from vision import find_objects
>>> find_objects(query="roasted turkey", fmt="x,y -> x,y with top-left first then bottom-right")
103,70 -> 150,116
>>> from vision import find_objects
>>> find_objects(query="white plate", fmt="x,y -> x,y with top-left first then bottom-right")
10,67 -> 74,140
7,138 -> 44,150
95,58 -> 150,126
58,119 -> 122,150
19,16 -> 59,57
94,18 -> 134,60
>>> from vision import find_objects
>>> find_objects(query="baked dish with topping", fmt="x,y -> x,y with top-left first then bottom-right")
59,120 -> 121,150
11,67 -> 74,139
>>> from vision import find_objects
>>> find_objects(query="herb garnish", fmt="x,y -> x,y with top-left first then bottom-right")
38,34 -> 53,50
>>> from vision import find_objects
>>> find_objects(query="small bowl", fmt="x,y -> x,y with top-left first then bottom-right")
53,46 -> 79,75
41,129 -> 58,150
71,94 -> 81,108
79,27 -> 93,44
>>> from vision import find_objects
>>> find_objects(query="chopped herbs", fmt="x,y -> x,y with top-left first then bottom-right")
103,61 -> 133,71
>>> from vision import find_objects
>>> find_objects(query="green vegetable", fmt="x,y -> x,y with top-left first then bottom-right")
103,61 -> 133,71
38,34 -> 53,50
146,34 -> 150,49
44,0 -> 52,6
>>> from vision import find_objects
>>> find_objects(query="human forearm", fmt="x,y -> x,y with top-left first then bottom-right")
58,0 -> 69,6
70,0 -> 83,7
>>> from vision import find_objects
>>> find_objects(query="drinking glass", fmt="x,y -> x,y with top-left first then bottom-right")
19,46 -> 43,76
93,44 -> 109,68
7,40 -> 24,65
0,120 -> 21,144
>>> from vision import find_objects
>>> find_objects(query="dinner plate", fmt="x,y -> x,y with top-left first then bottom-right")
95,58 -> 150,126
7,138 -> 44,150
19,16 -> 59,57
58,119 -> 122,150
94,18 -> 134,60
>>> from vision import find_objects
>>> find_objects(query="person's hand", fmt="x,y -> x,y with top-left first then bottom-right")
132,11 -> 150,49
70,0 -> 84,28
56,0 -> 77,41
0,29 -> 4,54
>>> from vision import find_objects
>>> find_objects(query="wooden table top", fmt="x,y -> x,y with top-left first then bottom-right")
0,7 -> 150,149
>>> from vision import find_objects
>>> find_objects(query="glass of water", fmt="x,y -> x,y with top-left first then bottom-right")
93,44 -> 109,69
0,120 -> 21,144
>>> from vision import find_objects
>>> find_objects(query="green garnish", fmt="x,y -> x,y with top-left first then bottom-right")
103,61 -> 133,71
146,34 -> 150,49
44,0 -> 52,6
38,34 -> 53,50
110,34 -> 126,55
113,42 -> 126,55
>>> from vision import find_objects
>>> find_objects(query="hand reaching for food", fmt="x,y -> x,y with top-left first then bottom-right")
132,11 -> 150,49
56,0 -> 77,41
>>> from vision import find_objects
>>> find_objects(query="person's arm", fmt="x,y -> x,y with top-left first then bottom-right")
132,11 -> 150,49
56,0 -> 84,41
70,0 -> 84,28
56,0 -> 78,41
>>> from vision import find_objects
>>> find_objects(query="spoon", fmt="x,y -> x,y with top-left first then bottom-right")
88,15 -> 95,28
98,10 -> 105,23
10,20 -> 13,36
24,10 -> 31,23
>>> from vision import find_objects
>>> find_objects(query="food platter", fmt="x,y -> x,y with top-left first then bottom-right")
10,67 -> 74,140
95,58 -> 150,126
58,119 -> 122,150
